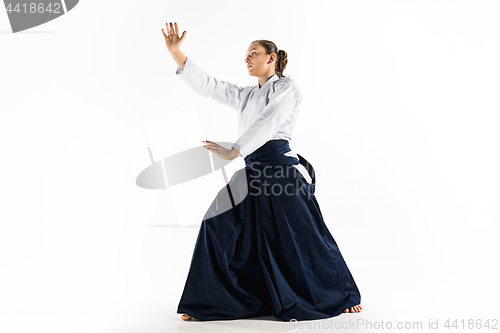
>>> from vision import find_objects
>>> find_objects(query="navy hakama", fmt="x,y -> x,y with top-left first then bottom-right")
176,139 -> 361,321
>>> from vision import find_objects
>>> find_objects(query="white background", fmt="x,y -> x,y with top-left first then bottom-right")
1,0 -> 498,332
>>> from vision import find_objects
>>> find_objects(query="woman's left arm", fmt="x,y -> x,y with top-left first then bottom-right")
231,79 -> 300,158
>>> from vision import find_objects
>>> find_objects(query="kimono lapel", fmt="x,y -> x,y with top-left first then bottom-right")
250,74 -> 279,100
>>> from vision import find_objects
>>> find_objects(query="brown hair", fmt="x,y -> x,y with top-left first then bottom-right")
251,39 -> 288,78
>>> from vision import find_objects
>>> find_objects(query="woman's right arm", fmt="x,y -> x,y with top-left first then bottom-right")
169,48 -> 187,71
174,56 -> 244,110
162,22 -> 244,110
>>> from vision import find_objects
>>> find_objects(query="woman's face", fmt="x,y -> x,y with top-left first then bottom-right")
245,43 -> 274,77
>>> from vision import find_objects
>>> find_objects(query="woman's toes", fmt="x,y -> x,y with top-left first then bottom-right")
344,305 -> 362,313
181,314 -> 195,321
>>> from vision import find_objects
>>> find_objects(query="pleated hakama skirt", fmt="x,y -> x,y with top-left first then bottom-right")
176,139 -> 361,321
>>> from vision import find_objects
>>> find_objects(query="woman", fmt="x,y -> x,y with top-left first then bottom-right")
162,22 -> 362,322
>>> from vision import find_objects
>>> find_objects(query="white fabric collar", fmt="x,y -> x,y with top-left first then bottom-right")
258,74 -> 279,90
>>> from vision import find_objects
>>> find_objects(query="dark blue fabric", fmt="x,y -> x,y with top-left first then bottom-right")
177,139 -> 361,321
244,138 -> 300,169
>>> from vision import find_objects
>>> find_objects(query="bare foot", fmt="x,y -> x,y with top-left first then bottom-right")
344,305 -> 362,313
181,313 -> 198,321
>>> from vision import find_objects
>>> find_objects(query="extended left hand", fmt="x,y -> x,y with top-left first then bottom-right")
202,140 -> 240,160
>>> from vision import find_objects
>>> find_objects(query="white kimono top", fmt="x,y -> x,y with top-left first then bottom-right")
175,57 -> 312,184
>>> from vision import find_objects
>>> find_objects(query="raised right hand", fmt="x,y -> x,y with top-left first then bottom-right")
162,22 -> 186,52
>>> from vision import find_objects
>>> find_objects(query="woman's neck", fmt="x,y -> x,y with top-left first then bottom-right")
258,73 -> 275,89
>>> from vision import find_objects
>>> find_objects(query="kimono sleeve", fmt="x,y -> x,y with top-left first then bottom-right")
231,80 -> 300,158
175,57 -> 244,110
